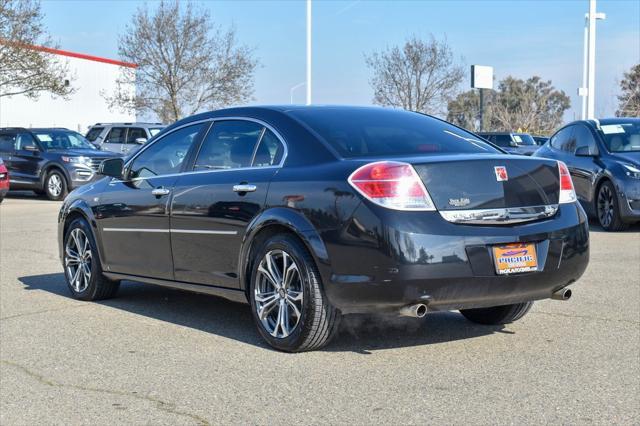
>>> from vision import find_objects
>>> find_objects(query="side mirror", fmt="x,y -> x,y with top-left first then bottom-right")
575,146 -> 597,157
23,144 -> 39,152
99,158 -> 124,179
135,137 -> 147,145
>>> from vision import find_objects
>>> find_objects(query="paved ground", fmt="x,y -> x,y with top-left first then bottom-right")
1,193 -> 639,425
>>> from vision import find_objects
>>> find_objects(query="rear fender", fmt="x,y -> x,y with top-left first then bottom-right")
238,207 -> 330,292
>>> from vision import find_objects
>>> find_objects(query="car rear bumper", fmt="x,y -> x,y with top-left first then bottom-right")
321,202 -> 589,314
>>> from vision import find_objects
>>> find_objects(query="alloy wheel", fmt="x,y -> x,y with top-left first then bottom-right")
65,228 -> 92,292
597,184 -> 614,228
254,249 -> 304,338
48,174 -> 62,197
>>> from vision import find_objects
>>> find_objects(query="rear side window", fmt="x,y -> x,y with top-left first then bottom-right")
289,109 -> 498,157
105,127 -> 126,143
194,120 -> 263,170
0,133 -> 17,152
85,127 -> 104,142
253,129 -> 285,167
126,128 -> 146,144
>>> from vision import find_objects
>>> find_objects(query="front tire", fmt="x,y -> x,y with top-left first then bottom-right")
249,234 -> 340,352
63,218 -> 119,301
460,302 -> 533,325
44,170 -> 67,201
596,181 -> 628,231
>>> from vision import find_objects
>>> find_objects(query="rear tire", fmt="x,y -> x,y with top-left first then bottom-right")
63,218 -> 120,301
249,234 -> 340,352
596,181 -> 629,232
44,170 -> 67,201
460,302 -> 533,325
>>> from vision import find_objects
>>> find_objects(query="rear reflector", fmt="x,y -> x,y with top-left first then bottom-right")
348,161 -> 436,211
558,161 -> 577,204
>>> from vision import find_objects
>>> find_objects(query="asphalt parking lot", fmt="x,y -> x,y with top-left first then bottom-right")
1,193 -> 639,425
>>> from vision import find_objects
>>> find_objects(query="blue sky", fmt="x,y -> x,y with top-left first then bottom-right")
41,0 -> 639,121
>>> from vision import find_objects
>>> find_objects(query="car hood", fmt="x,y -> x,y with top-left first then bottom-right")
47,149 -> 121,158
610,151 -> 640,166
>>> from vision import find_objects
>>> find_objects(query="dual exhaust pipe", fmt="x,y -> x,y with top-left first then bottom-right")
399,287 -> 572,318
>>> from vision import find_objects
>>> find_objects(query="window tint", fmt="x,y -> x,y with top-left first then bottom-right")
126,128 -> 147,144
0,133 -> 16,152
130,123 -> 205,179
15,132 -> 38,150
253,129 -> 284,167
106,127 -> 126,143
85,127 -> 104,142
550,126 -> 574,151
573,125 -> 598,155
194,121 -> 263,170
493,135 -> 512,147
289,108 -> 498,157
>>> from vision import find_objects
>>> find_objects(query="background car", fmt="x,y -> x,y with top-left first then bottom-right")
0,127 -> 121,200
533,118 -> 640,231
478,132 -> 539,155
58,106 -> 588,352
0,157 -> 9,203
85,122 -> 165,154
532,135 -> 549,146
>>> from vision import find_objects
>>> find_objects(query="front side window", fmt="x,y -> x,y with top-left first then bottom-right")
573,125 -> 598,155
126,128 -> 146,144
85,127 -> 104,142
550,126 -> 574,151
16,132 -> 39,150
105,127 -> 126,143
194,120 -> 263,170
35,131 -> 96,150
129,123 -> 206,179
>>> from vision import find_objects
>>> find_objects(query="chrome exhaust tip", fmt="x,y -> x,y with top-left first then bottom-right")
399,303 -> 428,318
551,288 -> 572,301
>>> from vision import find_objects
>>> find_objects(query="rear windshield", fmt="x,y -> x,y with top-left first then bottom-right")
85,127 -> 104,141
289,108 -> 499,157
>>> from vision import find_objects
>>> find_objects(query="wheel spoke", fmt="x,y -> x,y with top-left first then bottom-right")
258,296 -> 279,320
286,298 -> 301,319
265,251 -> 282,285
287,289 -> 303,302
282,263 -> 298,289
258,263 -> 279,289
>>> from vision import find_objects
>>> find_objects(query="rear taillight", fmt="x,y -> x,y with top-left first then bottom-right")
348,161 -> 436,211
558,161 -> 577,204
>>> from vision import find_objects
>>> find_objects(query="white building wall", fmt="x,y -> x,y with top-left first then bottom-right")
0,53 -> 135,133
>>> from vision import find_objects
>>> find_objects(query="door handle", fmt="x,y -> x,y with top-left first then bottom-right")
233,184 -> 257,193
151,187 -> 171,197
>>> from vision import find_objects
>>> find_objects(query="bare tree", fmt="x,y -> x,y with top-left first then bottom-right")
616,64 -> 640,117
365,35 -> 464,115
107,0 -> 258,123
0,0 -> 72,98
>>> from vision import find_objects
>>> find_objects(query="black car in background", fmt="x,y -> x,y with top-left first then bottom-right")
478,132 -> 539,155
58,106 -> 589,352
0,128 -> 120,200
533,118 -> 640,231
532,135 -> 549,146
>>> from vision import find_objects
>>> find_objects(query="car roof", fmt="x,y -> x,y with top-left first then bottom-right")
91,122 -> 165,126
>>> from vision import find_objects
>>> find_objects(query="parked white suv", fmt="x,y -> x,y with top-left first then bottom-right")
86,122 -> 165,154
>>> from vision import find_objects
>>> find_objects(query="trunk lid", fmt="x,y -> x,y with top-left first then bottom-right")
411,155 -> 560,212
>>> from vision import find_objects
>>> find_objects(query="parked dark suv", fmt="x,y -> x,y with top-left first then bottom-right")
533,118 -> 640,231
0,128 -> 120,200
478,132 -> 539,155
58,106 -> 589,352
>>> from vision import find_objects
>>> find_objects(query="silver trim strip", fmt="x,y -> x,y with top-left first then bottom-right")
439,205 -> 559,225
102,227 -> 237,235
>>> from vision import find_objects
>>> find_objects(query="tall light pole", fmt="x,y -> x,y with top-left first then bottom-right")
580,0 -> 606,120
306,0 -> 312,105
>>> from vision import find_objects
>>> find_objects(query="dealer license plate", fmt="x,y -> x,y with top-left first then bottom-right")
492,243 -> 538,275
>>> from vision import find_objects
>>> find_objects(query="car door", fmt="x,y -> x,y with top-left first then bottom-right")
103,127 -> 127,153
124,127 -> 147,154
569,124 -> 602,205
95,122 -> 209,279
170,119 -> 286,288
11,132 -> 43,185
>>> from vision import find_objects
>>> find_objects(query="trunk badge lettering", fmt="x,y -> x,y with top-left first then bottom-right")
449,197 -> 471,207
494,166 -> 508,181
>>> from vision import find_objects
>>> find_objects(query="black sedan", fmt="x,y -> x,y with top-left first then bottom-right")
57,106 -> 589,351
0,128 -> 120,200
533,118 -> 640,231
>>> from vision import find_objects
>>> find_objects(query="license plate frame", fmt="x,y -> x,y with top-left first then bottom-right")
492,243 -> 538,275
